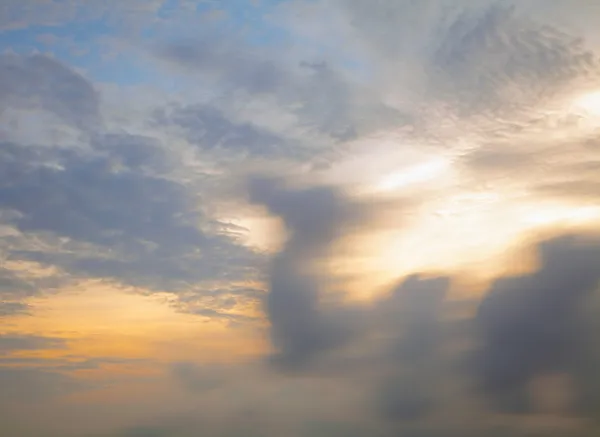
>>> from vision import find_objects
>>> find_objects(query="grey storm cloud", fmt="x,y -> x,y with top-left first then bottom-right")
244,171 -> 600,422
379,276 -> 450,366
374,276 -> 450,422
0,53 -> 100,129
474,234 -> 600,415
247,176 -> 371,370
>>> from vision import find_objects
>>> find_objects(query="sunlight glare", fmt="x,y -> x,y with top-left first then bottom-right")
523,205 -> 600,226
376,158 -> 450,192
573,90 -> 600,116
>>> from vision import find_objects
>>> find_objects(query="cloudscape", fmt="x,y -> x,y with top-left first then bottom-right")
1,1 -> 600,436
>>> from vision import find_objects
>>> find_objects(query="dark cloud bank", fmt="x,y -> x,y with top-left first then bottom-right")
250,178 -> 600,423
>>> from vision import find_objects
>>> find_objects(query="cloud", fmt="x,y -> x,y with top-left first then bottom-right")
0,266 -> 35,298
0,258 -> 68,318
0,265 -> 47,316
474,234 -> 600,415
90,133 -> 170,172
2,2 -> 600,436
533,157 -> 600,203
153,104 -> 290,158
170,285 -> 264,326
0,367 -> 83,403
0,135 -> 257,291
247,176 -> 373,369
243,169 -> 600,424
157,38 -> 403,144
0,54 -> 266,324
7,228 -> 597,436
427,5 -> 596,116
239,175 -> 600,427
363,234 -> 600,423
0,301 -> 29,316
170,362 -> 225,393
373,275 -> 450,422
0,54 -> 100,129
159,39 -> 287,95
431,4 -> 600,210
0,148 -> 192,247
0,334 -> 66,354
336,1 -> 598,104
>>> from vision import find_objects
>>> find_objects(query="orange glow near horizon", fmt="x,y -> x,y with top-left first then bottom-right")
3,282 -> 268,365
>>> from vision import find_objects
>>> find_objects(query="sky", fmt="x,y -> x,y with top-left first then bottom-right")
1,1 -> 600,436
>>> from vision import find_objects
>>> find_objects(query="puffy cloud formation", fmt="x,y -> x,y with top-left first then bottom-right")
252,174 -> 600,417
247,177 -> 372,369
476,235 -> 600,415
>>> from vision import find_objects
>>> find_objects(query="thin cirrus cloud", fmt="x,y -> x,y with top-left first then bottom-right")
1,1 -> 600,437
